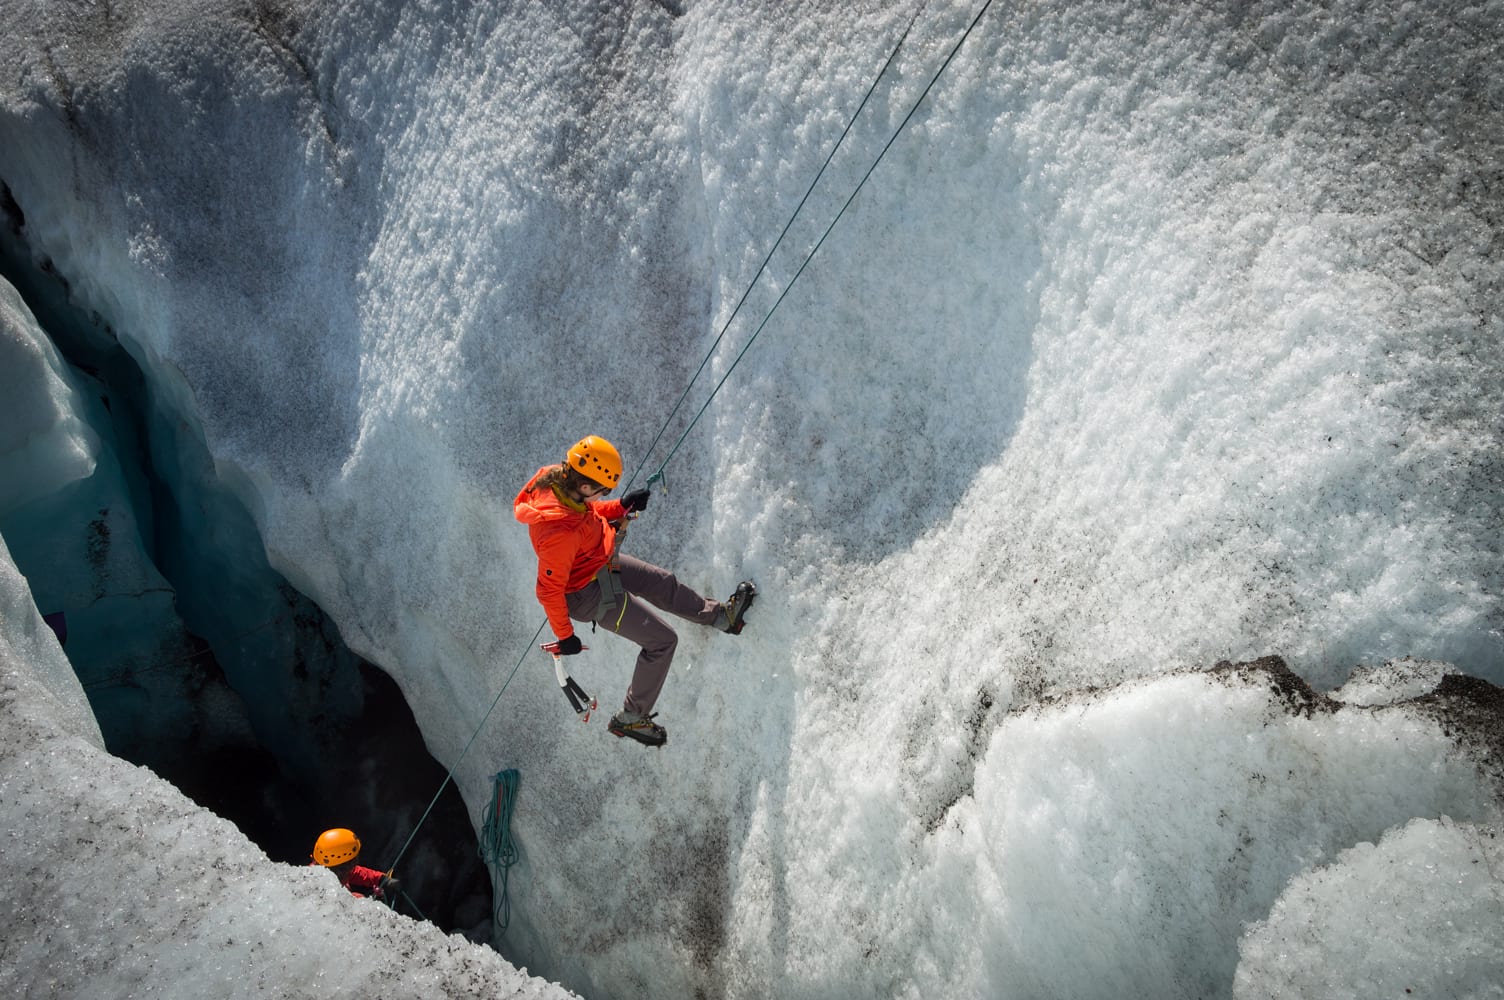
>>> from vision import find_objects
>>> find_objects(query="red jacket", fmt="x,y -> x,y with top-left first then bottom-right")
310,862 -> 388,899
342,864 -> 387,898
514,466 -> 627,639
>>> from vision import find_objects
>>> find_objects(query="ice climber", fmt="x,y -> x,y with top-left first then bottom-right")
310,827 -> 400,902
514,435 -> 756,747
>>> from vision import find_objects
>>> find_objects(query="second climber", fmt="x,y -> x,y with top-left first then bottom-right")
310,827 -> 400,902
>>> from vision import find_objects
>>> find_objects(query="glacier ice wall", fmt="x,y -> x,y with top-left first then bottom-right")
2,1 -> 1501,998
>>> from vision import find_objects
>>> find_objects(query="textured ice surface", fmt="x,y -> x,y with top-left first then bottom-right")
1,2 -> 1501,998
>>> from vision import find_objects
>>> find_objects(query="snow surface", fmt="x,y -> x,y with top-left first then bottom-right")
1235,816 -> 1504,1000
2,1 -> 1502,998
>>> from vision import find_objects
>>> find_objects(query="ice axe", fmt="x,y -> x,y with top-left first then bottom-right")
541,641 -> 597,722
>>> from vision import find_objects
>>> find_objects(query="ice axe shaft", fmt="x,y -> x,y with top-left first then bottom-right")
543,643 -> 596,722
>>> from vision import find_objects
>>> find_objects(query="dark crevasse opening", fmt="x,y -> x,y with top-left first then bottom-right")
0,186 -> 493,938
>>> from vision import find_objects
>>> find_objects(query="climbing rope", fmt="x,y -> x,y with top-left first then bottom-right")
637,0 -> 998,490
394,886 -> 429,922
479,768 -> 522,932
385,620 -> 545,879
625,0 -> 931,493
384,0 -> 996,897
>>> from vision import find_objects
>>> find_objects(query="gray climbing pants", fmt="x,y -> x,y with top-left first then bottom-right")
564,554 -> 722,716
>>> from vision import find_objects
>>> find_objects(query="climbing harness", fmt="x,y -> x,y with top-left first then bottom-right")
479,768 -> 521,933
592,562 -> 628,629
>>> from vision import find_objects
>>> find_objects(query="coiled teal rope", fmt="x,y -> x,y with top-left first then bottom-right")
479,768 -> 521,932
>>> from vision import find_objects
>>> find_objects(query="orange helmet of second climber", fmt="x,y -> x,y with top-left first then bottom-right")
566,435 -> 622,489
312,828 -> 361,867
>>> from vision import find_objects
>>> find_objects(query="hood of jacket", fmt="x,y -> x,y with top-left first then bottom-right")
513,466 -> 584,525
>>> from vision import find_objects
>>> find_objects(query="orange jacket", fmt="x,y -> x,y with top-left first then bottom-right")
513,466 -> 628,639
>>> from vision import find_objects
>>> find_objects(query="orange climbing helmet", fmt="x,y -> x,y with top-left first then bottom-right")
311,828 -> 361,867
566,435 -> 622,488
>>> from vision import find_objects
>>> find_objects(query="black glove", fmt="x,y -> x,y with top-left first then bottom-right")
555,634 -> 583,655
378,875 -> 400,899
622,488 -> 651,513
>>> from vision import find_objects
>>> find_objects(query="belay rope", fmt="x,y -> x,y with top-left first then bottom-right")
626,0 -> 932,493
384,0 -> 997,913
631,0 -> 998,493
479,769 -> 521,932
